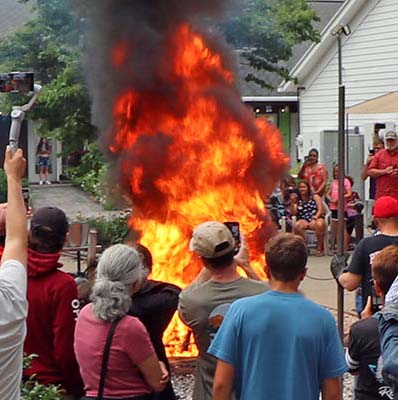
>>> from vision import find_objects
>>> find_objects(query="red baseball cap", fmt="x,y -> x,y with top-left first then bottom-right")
373,196 -> 398,218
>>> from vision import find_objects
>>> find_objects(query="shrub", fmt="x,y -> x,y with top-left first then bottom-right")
88,211 -> 131,248
21,354 -> 63,400
67,142 -> 110,203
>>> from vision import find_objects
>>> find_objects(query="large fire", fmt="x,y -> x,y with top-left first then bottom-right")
109,24 -> 289,357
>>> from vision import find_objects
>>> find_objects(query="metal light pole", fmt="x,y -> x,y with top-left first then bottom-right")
331,25 -> 351,343
329,23 -> 351,400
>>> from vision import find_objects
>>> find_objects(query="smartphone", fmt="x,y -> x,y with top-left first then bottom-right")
22,187 -> 30,209
371,282 -> 383,313
0,72 -> 34,93
369,149 -> 375,156
224,221 -> 240,255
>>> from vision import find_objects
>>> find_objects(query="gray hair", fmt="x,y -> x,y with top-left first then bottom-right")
90,244 -> 146,321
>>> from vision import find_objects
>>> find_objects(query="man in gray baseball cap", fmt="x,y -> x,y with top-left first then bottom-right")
178,221 -> 269,400
368,130 -> 398,200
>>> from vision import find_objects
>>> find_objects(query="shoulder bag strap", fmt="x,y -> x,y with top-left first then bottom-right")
97,318 -> 122,400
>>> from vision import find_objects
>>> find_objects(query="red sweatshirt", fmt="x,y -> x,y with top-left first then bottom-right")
23,248 -> 84,397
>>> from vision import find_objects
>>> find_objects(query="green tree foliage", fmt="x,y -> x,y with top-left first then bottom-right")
67,142 -> 109,202
0,0 -> 96,153
223,0 -> 320,89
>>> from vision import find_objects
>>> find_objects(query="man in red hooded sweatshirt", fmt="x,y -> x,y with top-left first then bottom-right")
23,206 -> 84,399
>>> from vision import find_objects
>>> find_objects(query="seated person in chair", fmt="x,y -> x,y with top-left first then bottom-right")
291,180 -> 326,256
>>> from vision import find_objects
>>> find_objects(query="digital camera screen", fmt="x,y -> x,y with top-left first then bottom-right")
0,72 -> 34,93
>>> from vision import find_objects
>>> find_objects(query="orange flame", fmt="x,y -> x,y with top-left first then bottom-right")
110,24 -> 289,356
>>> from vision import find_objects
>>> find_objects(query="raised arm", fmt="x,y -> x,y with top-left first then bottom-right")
234,235 -> 261,280
2,147 -> 27,266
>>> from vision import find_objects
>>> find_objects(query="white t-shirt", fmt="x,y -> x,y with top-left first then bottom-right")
0,260 -> 27,400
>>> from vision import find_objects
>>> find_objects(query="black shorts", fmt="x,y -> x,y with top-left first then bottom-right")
331,210 -> 347,220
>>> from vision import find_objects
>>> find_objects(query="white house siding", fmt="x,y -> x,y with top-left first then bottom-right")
299,0 -> 398,160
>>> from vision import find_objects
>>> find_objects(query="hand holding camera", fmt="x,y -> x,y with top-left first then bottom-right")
0,72 -> 34,93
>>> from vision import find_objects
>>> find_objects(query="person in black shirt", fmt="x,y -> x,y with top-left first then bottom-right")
346,245 -> 398,399
128,243 -> 181,400
339,196 -> 398,313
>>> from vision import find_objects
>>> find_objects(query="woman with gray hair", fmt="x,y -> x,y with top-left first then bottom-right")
74,244 -> 168,400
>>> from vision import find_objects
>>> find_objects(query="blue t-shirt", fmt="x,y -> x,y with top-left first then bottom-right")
208,291 -> 347,400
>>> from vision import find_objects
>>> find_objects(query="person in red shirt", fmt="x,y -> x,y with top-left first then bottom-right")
298,148 -> 329,197
23,207 -> 84,399
368,131 -> 398,200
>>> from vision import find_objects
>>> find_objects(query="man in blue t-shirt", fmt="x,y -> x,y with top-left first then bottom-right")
208,233 -> 347,400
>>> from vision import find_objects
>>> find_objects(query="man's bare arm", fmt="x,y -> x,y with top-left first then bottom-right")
321,377 -> 340,400
1,147 -> 27,266
367,166 -> 393,178
234,235 -> 261,281
212,360 -> 235,400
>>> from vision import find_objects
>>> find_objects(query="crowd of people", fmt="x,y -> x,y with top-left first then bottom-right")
2,134 -> 398,400
268,130 -> 398,256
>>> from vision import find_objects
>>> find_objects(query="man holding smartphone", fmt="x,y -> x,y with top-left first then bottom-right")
345,245 -> 397,399
338,196 -> 398,314
178,221 -> 269,400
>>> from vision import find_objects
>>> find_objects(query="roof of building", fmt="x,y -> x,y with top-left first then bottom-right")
0,0 -> 33,39
279,0 -> 367,92
346,92 -> 398,114
238,0 -> 345,96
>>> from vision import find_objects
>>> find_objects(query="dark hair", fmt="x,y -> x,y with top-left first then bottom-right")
265,233 -> 307,282
135,243 -> 153,272
202,250 -> 235,270
298,179 -> 312,199
346,176 -> 354,187
29,226 -> 66,253
308,148 -> 319,156
372,245 -> 398,295
36,137 -> 51,155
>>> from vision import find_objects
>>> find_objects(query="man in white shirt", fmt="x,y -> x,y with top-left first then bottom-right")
0,146 -> 28,400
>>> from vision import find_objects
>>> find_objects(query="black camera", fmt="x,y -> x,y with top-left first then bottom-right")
224,221 -> 240,255
369,149 -> 375,156
22,187 -> 30,209
0,72 -> 34,93
371,281 -> 382,313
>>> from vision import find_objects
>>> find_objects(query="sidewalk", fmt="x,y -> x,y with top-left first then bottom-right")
302,254 -> 356,314
30,183 -> 114,220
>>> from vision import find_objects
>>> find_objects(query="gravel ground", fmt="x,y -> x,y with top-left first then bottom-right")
171,373 -> 354,399
170,308 -> 358,400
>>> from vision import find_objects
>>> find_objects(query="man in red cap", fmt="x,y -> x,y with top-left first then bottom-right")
368,131 -> 398,200
338,196 -> 398,314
